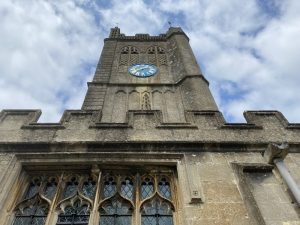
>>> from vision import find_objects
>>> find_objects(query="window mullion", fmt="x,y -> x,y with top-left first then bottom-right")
135,172 -> 140,225
88,168 -> 101,225
45,173 -> 64,225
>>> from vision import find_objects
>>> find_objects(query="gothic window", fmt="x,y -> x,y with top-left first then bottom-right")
147,46 -> 167,66
99,170 -> 175,225
56,201 -> 90,225
11,168 -> 176,225
12,177 -> 50,225
141,198 -> 173,225
119,46 -> 139,66
13,197 -> 48,225
99,196 -> 133,225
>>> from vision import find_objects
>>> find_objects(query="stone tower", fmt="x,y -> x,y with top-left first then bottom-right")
0,27 -> 300,225
82,27 -> 218,123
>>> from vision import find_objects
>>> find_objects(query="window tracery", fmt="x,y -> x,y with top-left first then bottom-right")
12,168 -> 176,225
12,176 -> 51,225
147,46 -> 167,66
142,93 -> 151,110
119,46 -> 140,65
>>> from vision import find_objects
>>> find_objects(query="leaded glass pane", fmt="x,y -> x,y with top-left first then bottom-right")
57,201 -> 90,225
141,216 -> 156,225
63,177 -> 78,198
13,205 -> 47,225
158,216 -> 173,225
102,176 -> 116,199
13,217 -> 31,225
43,178 -> 57,200
100,197 -> 132,225
120,177 -> 133,200
141,198 -> 173,225
141,177 -> 154,200
158,178 -> 171,200
100,216 -> 114,225
31,217 -> 47,225
25,179 -> 41,199
82,178 -> 96,199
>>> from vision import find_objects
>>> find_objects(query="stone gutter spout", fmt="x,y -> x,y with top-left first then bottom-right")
264,142 -> 300,207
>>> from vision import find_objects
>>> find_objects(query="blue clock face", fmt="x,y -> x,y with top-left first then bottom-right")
128,64 -> 158,78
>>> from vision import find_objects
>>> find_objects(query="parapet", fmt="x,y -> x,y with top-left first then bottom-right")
106,26 -> 188,42
0,109 -> 300,150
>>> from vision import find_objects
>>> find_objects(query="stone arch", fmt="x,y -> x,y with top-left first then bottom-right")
164,90 -> 180,122
119,46 -> 140,65
147,46 -> 167,65
111,90 -> 127,123
128,90 -> 140,110
141,92 -> 151,110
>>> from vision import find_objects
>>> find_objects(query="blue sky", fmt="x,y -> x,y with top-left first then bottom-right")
1,0 -> 300,123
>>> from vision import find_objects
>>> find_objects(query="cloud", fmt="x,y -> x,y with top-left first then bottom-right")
1,0 -> 300,123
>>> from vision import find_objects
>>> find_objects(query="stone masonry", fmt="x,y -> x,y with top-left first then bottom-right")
0,27 -> 300,225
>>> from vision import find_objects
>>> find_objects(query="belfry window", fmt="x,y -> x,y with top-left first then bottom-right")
119,46 -> 139,65
147,46 -> 167,66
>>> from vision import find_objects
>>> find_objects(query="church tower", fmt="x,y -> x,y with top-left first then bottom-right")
1,27 -> 300,225
82,27 -> 218,123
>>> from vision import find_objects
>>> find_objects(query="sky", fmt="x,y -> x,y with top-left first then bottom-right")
1,0 -> 300,123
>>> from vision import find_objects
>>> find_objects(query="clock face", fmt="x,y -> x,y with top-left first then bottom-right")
128,64 -> 158,78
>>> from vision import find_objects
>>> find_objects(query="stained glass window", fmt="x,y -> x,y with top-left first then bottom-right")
56,201 -> 90,225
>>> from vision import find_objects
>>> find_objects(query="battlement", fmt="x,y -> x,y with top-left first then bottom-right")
106,26 -> 188,41
0,109 -> 299,149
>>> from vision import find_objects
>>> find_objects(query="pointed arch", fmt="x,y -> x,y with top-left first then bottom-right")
152,90 -> 163,111
13,195 -> 49,225
111,90 -> 127,123
140,194 -> 174,225
119,46 -> 140,66
147,46 -> 167,66
141,92 -> 151,110
56,196 -> 91,225
99,193 -> 134,225
128,90 -> 140,110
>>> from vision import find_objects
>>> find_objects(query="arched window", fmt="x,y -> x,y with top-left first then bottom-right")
99,196 -> 133,225
12,177 -> 50,225
99,171 -> 175,225
56,201 -> 90,225
141,197 -> 173,225
13,197 -> 48,225
99,175 -> 134,225
119,46 -> 139,65
147,46 -> 167,66
142,92 -> 151,110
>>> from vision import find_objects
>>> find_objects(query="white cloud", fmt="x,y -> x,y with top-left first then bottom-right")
1,0 -> 300,123
0,0 -> 101,121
